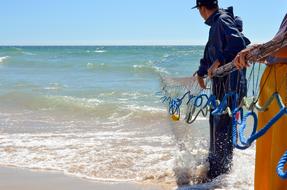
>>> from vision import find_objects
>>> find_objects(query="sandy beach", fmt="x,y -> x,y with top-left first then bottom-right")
0,167 -> 165,190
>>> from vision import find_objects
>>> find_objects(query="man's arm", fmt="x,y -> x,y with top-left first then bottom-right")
196,45 -> 210,89
197,57 -> 208,77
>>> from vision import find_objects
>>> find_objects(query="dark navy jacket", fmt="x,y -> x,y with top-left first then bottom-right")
197,8 -> 251,179
197,7 -> 251,77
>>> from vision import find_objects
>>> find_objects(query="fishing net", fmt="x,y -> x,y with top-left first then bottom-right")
159,75 -> 206,98
158,74 -> 212,122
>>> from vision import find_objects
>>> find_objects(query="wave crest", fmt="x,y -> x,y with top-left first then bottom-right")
0,56 -> 9,64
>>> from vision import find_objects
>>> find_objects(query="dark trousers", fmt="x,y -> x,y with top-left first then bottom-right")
206,71 -> 246,179
207,111 -> 233,179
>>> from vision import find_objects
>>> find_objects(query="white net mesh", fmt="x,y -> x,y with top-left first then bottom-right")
160,75 -> 207,98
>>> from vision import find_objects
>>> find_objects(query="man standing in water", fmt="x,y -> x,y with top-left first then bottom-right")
193,0 -> 250,180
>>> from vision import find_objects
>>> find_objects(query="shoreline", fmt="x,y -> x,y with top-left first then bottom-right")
0,167 -> 167,190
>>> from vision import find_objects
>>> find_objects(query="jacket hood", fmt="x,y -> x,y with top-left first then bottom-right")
220,6 -> 234,19
205,6 -> 243,32
205,7 -> 234,26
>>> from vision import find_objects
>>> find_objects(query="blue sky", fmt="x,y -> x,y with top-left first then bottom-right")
1,0 -> 286,45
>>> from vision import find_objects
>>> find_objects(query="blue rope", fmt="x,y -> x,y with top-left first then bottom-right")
185,93 -> 210,124
168,98 -> 181,115
161,90 -> 287,179
160,66 -> 287,180
277,151 -> 287,179
164,91 -> 239,122
163,91 -> 285,149
166,91 -> 191,118
160,96 -> 170,103
194,93 -> 209,107
238,111 -> 258,147
232,107 -> 252,149
234,93 -> 287,180
194,94 -> 217,109
238,93 -> 287,147
186,94 -> 196,105
212,92 -> 238,116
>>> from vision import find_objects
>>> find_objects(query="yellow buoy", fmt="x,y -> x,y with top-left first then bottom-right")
171,114 -> 180,121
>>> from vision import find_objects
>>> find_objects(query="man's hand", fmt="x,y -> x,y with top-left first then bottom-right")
234,48 -> 251,69
234,44 -> 262,69
197,75 -> 206,89
208,60 -> 221,78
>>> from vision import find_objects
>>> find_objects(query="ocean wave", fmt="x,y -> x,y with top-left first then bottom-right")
0,92 -> 166,121
86,62 -> 169,75
85,49 -> 107,54
22,51 -> 37,56
43,83 -> 68,90
0,92 -> 104,113
94,50 -> 106,53
132,64 -> 169,74
116,104 -> 168,124
0,56 -> 9,64
0,132 -> 176,184
124,104 -> 165,113
0,129 -> 255,189
86,62 -> 107,69
0,47 -> 23,53
0,47 -> 35,56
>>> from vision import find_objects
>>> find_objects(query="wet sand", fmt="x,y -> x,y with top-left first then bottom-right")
0,167 -> 165,190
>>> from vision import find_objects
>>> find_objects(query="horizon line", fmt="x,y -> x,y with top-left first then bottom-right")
0,44 -> 206,46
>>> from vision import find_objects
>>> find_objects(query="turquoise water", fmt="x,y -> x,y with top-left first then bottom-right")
0,46 -> 203,112
0,46 -> 255,189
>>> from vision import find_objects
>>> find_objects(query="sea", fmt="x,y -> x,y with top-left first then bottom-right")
0,46 -> 256,189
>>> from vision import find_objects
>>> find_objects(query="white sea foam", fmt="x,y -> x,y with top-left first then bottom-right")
0,108 -> 256,189
153,66 -> 169,74
0,131 -> 176,183
0,56 -> 9,64
133,64 -> 167,74
133,64 -> 144,68
125,104 -> 165,113
43,83 -> 68,90
94,50 -> 106,53
163,54 -> 170,58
